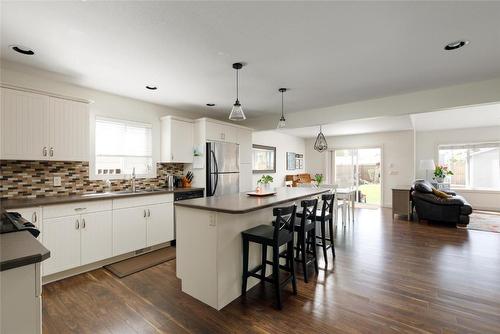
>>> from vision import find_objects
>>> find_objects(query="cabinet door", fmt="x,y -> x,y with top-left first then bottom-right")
170,119 -> 193,163
223,125 -> 238,144
48,97 -> 89,161
0,88 -> 49,160
239,163 -> 253,192
147,202 -> 174,246
81,211 -> 112,265
206,121 -> 225,141
43,215 -> 81,276
112,207 -> 147,256
238,129 -> 252,164
8,207 -> 43,241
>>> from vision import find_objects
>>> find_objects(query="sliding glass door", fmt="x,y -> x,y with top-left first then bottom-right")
332,148 -> 381,205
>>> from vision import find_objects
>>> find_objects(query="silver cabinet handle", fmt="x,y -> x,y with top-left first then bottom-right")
43,147 -> 47,156
143,209 -> 147,218
32,212 -> 37,223
148,209 -> 151,217
49,147 -> 54,157
75,219 -> 80,229
171,154 -> 174,161
74,207 -> 87,212
82,218 -> 86,229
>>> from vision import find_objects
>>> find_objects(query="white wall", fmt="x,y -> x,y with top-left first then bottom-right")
0,61 -> 205,167
306,130 -> 414,208
415,126 -> 500,211
252,130 -> 306,188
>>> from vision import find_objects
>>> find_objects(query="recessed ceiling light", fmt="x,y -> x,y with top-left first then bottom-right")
10,45 -> 35,55
145,86 -> 157,90
444,40 -> 469,51
206,103 -> 215,107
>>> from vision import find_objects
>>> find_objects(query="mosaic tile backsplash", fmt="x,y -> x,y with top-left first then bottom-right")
0,160 -> 185,199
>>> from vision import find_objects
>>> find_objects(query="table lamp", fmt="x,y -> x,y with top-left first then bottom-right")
419,159 -> 436,181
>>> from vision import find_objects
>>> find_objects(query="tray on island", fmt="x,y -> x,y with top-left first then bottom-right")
246,191 -> 277,197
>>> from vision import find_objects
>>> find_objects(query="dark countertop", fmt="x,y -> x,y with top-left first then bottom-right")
1,187 -> 204,209
0,231 -> 50,272
175,187 -> 330,214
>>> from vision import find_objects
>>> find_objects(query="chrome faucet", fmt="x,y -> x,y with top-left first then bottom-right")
131,167 -> 136,192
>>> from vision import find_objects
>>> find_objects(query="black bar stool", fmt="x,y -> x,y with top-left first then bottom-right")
298,194 -> 336,268
293,199 -> 319,283
241,204 -> 297,309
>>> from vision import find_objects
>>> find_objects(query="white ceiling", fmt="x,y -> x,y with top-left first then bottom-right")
1,2 -> 500,119
280,103 -> 500,138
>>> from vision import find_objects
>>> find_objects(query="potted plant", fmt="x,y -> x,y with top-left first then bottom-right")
433,165 -> 453,183
314,174 -> 324,186
256,175 -> 273,192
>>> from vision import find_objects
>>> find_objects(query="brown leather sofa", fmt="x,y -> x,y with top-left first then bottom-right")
285,173 -> 313,187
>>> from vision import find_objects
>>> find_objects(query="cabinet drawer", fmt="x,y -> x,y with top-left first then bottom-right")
43,200 -> 112,219
113,194 -> 173,210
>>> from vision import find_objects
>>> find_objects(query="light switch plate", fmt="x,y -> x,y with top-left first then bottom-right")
53,176 -> 62,187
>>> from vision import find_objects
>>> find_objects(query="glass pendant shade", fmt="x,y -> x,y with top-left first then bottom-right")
277,115 -> 286,129
314,126 -> 328,152
229,99 -> 246,121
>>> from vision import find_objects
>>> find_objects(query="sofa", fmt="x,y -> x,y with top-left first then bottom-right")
285,173 -> 313,187
411,180 -> 473,226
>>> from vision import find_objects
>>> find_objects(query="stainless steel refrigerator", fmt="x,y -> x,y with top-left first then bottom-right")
206,141 -> 239,197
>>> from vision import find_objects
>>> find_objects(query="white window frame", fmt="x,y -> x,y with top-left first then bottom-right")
90,115 -> 156,181
438,141 -> 500,191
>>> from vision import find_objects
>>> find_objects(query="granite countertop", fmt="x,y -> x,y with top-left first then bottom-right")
175,187 -> 330,214
0,231 -> 50,272
1,187 -> 204,209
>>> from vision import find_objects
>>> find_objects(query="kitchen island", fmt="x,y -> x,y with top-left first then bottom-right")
175,186 -> 329,310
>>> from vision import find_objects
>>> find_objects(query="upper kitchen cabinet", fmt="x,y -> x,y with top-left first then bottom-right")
160,116 -> 194,163
238,128 -> 252,164
0,87 -> 90,161
205,119 -> 237,143
1,88 -> 49,160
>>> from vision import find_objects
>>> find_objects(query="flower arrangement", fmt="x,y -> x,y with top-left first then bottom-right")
433,165 -> 453,183
257,175 -> 273,185
314,173 -> 324,186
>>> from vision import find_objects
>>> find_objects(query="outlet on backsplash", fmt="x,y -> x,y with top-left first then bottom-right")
54,176 -> 62,187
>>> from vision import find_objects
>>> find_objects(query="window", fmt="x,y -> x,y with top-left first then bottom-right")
252,145 -> 276,173
95,117 -> 153,178
438,142 -> 500,190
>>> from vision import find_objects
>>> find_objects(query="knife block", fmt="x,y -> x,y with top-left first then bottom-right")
181,177 -> 192,188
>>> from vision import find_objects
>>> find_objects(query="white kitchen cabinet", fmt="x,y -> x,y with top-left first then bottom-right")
80,211 -> 113,265
206,121 -> 237,143
160,116 -> 194,163
238,128 -> 252,164
0,87 -> 89,161
239,163 -> 254,192
8,206 -> 42,232
48,97 -> 89,161
43,215 -> 81,276
0,88 -> 49,160
112,206 -> 148,256
147,202 -> 174,246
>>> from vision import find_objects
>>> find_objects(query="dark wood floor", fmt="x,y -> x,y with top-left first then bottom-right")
42,208 -> 500,334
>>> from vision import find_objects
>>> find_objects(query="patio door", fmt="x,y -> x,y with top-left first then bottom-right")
332,148 -> 381,205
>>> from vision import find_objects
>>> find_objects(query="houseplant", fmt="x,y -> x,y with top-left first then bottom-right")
256,175 -> 273,192
433,165 -> 453,183
314,173 -> 324,186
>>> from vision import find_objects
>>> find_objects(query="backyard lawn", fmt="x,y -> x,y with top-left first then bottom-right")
358,183 -> 381,205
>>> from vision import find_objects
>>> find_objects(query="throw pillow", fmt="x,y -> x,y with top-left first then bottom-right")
432,188 -> 451,199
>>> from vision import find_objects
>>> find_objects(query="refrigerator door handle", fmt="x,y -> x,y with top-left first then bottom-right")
211,150 -> 219,196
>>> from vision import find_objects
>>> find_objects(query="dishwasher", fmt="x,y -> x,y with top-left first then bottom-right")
172,189 -> 204,245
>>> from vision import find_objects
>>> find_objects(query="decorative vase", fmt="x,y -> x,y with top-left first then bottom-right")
262,183 -> 271,191
435,176 -> 445,183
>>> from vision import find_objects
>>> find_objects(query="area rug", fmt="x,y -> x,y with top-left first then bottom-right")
105,246 -> 176,278
466,211 -> 500,233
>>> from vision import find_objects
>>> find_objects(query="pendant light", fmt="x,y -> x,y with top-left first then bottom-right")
277,88 -> 287,129
229,62 -> 246,121
314,125 -> 328,152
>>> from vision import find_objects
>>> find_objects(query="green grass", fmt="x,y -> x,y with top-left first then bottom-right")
358,183 -> 381,204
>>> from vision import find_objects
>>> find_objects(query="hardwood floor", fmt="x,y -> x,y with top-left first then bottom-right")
42,208 -> 500,334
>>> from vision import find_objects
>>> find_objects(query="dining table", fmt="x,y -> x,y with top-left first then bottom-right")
335,187 -> 356,223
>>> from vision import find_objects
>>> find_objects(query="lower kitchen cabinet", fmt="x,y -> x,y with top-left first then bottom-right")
112,206 -> 148,256
43,215 -> 81,276
147,202 -> 174,246
81,211 -> 112,265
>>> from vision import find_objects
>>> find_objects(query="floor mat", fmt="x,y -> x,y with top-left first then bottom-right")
104,246 -> 176,278
466,211 -> 500,233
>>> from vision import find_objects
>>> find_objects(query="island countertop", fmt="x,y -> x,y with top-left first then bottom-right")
0,231 -> 50,272
174,187 -> 329,214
